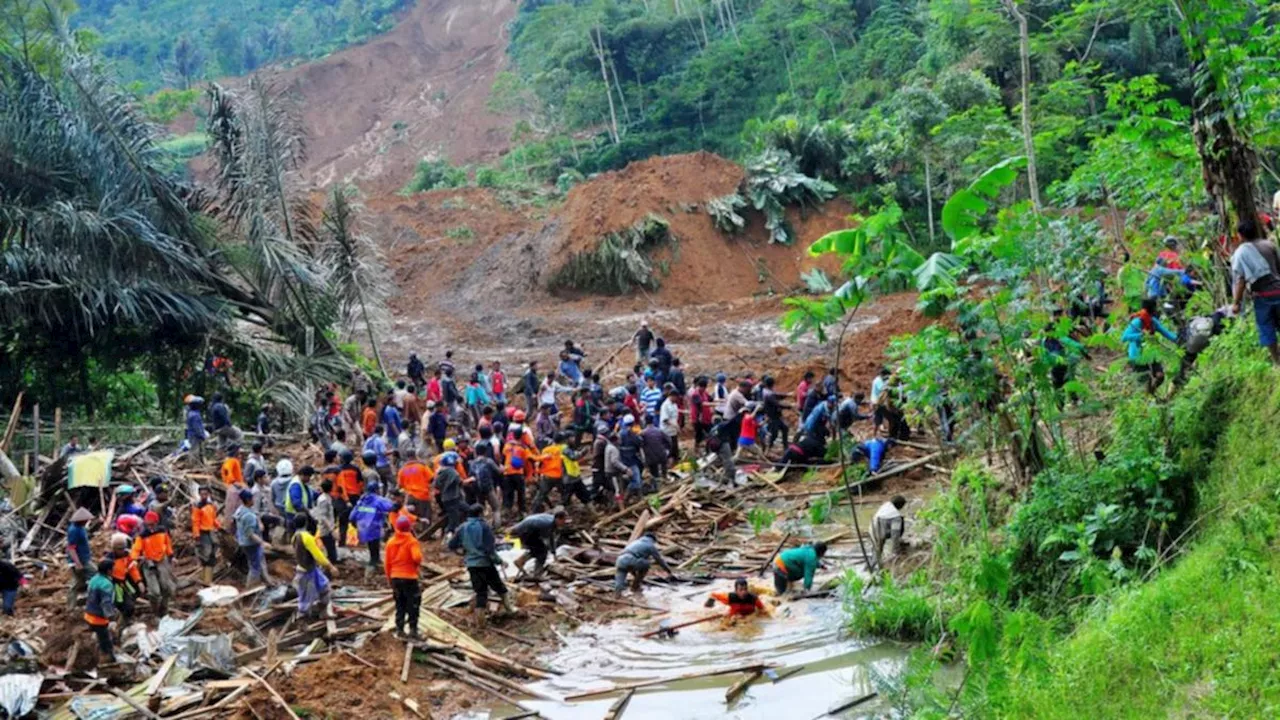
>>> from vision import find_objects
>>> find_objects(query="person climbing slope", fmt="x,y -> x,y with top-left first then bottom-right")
1122,297 -> 1179,393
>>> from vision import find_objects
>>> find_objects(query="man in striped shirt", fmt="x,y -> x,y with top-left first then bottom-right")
639,376 -> 663,425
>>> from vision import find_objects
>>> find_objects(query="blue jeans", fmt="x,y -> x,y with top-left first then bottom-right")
2,589 -> 16,615
1254,294 -> 1280,347
626,464 -> 642,492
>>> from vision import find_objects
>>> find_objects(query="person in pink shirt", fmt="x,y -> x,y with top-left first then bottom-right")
795,371 -> 814,408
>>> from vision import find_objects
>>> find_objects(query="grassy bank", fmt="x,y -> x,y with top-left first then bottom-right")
1006,334 -> 1280,717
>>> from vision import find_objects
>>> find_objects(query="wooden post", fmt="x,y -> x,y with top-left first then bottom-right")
31,404 -> 39,474
53,408 -> 61,460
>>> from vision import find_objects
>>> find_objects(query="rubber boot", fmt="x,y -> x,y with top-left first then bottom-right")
531,560 -> 546,580
501,593 -> 517,615
201,566 -> 214,585
474,607 -> 487,628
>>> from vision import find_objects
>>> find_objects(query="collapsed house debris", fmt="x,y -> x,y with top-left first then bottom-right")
0,386 -> 947,719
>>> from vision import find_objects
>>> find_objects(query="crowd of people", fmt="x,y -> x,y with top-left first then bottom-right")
64,327 -> 903,665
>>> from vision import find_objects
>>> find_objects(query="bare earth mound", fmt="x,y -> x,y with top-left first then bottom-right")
280,0 -> 517,192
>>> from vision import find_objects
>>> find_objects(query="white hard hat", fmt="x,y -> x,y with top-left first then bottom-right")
275,459 -> 294,477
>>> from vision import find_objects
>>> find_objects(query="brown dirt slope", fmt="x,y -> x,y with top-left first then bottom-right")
543,151 -> 851,306
281,0 -> 517,191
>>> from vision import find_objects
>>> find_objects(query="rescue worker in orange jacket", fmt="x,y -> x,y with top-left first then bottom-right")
131,511 -> 176,615
501,423 -> 536,517
531,438 -> 566,513
191,486 -> 219,584
398,448 -> 435,522
220,444 -> 245,531
385,515 -> 423,638
388,489 -> 419,531
107,532 -> 143,631
704,577 -> 770,618
335,449 -> 362,544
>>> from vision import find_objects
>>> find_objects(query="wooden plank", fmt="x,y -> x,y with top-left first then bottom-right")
401,642 -> 414,683
604,688 -> 635,720
144,655 -> 178,697
245,668 -> 301,720
115,434 -> 164,466
725,669 -> 763,704
0,392 -> 22,453
627,510 -> 651,544
758,532 -> 791,577
18,505 -> 52,553
31,404 -> 39,474
53,408 -> 61,461
566,662 -> 773,700
106,686 -> 163,720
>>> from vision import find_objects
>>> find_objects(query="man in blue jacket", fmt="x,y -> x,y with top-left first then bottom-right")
351,479 -> 396,577
449,504 -> 515,626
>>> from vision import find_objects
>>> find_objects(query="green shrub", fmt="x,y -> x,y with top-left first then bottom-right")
746,506 -> 777,536
445,225 -> 475,241
843,570 -> 943,641
401,158 -> 468,194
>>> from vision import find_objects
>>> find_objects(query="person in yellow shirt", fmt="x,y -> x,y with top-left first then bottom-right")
191,486 -> 220,584
292,518 -> 335,619
385,515 -> 423,639
131,511 -> 175,615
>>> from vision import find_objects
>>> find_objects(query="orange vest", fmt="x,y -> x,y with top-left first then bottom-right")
384,530 -> 423,580
131,529 -> 173,562
539,445 -> 564,479
398,462 -> 434,502
503,444 -> 530,477
191,503 -> 218,536
220,457 -> 244,486
432,455 -> 468,480
111,555 -> 142,584
389,507 -> 419,529
337,466 -> 363,499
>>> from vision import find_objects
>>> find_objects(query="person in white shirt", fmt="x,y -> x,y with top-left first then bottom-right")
871,495 -> 907,569
539,374 -> 571,414
659,388 -> 681,461
870,367 -> 892,433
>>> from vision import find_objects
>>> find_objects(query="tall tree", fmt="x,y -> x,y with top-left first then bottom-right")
172,33 -> 203,90
1000,0 -> 1041,211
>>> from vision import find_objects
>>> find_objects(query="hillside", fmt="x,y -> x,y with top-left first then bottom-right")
74,0 -> 415,91
279,0 -> 518,189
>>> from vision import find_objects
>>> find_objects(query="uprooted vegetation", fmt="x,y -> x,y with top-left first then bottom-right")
706,149 -> 838,245
547,214 -> 672,295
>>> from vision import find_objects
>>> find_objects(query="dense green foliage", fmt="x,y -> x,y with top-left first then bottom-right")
0,19 -> 387,422
70,0 -> 412,91
767,2 -> 1280,714
501,0 -> 1212,235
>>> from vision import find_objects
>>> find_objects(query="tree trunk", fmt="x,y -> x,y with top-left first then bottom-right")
591,26 -> 620,145
696,1 -> 710,46
1003,0 -> 1041,212
608,56 -> 631,127
924,150 -> 936,245
1191,76 -> 1260,235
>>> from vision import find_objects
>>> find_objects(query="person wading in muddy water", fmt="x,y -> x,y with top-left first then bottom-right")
773,541 -> 827,596
705,576 -> 771,618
